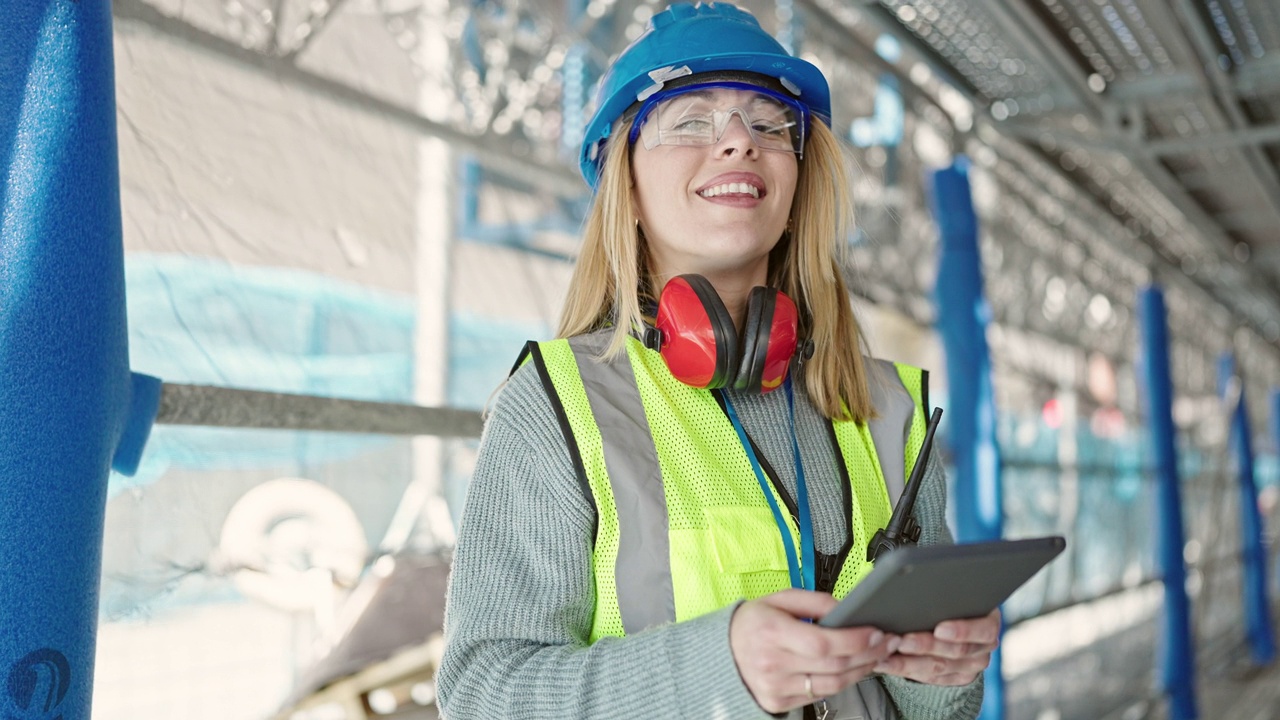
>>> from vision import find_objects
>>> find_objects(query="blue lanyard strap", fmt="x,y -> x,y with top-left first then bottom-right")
787,379 -> 817,593
720,378 -> 816,592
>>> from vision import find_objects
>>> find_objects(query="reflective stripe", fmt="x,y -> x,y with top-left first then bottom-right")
567,333 -> 676,635
525,342 -> 597,530
866,359 -> 916,506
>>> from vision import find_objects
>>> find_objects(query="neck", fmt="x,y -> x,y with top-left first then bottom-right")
703,272 -> 761,334
653,261 -> 769,334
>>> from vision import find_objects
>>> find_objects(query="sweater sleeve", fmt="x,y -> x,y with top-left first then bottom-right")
436,363 -> 771,720
877,453 -> 986,720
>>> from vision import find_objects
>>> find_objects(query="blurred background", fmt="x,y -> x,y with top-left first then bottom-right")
89,0 -> 1280,718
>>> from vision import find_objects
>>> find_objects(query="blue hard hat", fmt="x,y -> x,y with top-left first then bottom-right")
579,2 -> 832,189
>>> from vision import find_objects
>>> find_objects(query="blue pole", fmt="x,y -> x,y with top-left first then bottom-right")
1137,287 -> 1197,720
1,2 -> 159,718
928,160 -> 1005,720
1217,355 -> 1276,665
1273,389 -> 1280,600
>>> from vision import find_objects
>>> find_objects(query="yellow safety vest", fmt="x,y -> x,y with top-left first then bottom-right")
521,331 -> 928,642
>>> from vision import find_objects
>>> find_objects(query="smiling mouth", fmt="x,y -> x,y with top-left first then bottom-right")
698,182 -> 761,199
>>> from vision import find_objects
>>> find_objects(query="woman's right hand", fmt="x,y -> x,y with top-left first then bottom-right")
729,589 -> 901,714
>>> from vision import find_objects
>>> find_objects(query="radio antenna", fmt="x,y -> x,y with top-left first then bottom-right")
867,407 -> 943,562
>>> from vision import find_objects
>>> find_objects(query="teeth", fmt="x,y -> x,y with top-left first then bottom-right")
699,182 -> 760,198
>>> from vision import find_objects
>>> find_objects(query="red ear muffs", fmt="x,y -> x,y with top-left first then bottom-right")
734,287 -> 799,392
756,290 -> 798,392
651,274 -> 799,393
653,275 -> 738,389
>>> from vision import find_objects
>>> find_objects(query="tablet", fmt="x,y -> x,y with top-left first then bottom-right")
819,536 -> 1066,634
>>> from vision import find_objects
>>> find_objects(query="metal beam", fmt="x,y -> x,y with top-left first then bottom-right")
994,121 -> 1118,153
1144,122 -> 1280,155
1122,56 -> 1280,102
1108,73 -> 1204,103
156,383 -> 485,438
1169,0 -> 1280,224
1213,210 -> 1279,233
112,0 -> 586,198
998,118 -> 1280,157
982,0 -> 1106,119
1236,55 -> 1280,98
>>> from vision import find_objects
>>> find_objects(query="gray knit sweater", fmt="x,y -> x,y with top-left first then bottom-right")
437,358 -> 984,719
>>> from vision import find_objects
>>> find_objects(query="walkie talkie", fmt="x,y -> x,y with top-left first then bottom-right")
866,407 -> 943,562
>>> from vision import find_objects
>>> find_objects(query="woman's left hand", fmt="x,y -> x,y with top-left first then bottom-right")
872,609 -> 1000,686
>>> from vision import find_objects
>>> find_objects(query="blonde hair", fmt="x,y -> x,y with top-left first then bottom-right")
557,119 -> 875,422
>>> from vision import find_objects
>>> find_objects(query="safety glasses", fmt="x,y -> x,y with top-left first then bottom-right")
627,81 -> 808,156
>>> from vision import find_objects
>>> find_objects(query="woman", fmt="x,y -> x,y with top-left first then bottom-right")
437,4 -> 998,718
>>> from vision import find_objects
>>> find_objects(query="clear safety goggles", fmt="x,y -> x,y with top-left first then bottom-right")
626,81 -> 808,156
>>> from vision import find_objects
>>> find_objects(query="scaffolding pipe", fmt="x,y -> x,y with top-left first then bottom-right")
1137,286 -> 1197,720
1218,355 -> 1277,666
1274,389 -> 1280,599
928,159 -> 1006,720
0,2 -> 159,718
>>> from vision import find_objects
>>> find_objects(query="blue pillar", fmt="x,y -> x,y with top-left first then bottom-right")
1218,355 -> 1276,665
928,160 -> 1005,720
1137,287 -> 1197,720
1274,389 -> 1280,599
1,2 -> 159,718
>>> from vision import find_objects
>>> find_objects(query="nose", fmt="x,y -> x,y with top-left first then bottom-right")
715,110 -> 759,158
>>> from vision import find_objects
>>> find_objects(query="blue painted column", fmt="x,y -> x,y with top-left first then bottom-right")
1137,287 -> 1197,720
1274,389 -> 1280,599
928,160 -> 1005,720
1218,355 -> 1276,665
1,2 -> 159,718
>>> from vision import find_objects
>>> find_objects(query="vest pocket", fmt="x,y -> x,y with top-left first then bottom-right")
705,506 -> 791,575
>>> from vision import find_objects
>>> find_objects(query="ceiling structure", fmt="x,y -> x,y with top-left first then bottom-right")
114,0 -> 1280,380
850,0 -> 1280,347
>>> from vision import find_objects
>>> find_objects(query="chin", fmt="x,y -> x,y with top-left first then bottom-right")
689,239 -> 777,271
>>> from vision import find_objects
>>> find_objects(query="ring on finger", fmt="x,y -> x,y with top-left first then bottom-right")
804,673 -> 814,700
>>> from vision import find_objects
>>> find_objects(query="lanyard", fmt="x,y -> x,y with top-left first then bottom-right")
720,377 -> 816,592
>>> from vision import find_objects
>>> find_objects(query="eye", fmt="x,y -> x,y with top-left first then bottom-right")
670,116 -> 714,133
752,120 -> 796,137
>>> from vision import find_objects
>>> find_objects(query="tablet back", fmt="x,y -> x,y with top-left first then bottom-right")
820,536 -> 1066,634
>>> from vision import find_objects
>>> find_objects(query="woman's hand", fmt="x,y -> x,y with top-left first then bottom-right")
873,609 -> 1000,686
729,590 -> 901,714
